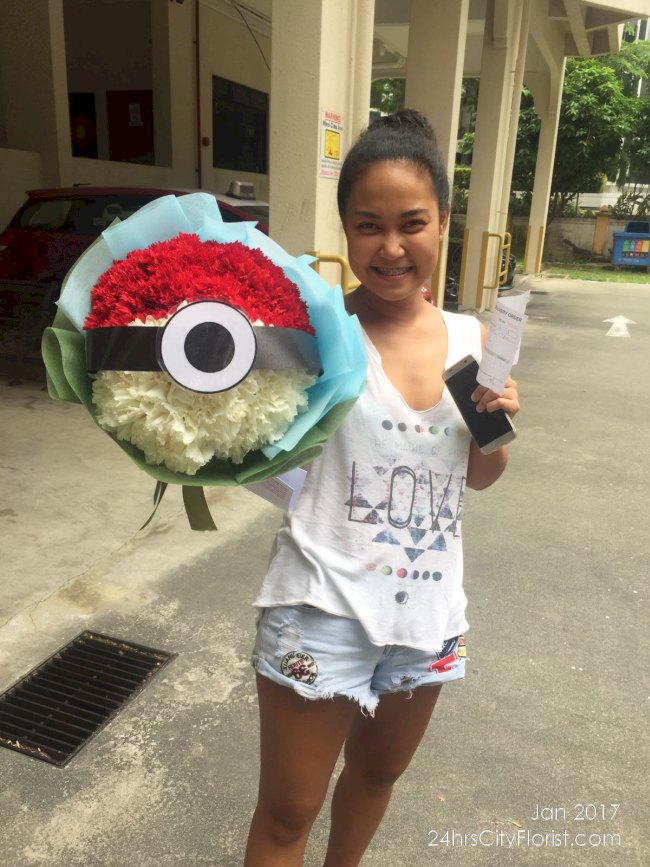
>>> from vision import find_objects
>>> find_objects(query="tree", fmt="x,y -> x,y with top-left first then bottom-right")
595,40 -> 650,188
512,86 -> 540,194
369,78 -> 405,116
548,58 -> 633,218
465,63 -> 631,217
597,39 -> 650,97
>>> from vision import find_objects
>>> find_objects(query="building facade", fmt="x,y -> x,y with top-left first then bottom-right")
1,0 -> 648,308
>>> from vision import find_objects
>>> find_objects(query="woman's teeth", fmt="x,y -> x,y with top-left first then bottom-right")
376,267 -> 410,276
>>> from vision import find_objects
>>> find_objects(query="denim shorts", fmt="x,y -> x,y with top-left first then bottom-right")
251,604 -> 466,715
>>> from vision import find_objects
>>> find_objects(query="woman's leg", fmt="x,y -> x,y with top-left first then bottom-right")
323,684 -> 443,867
244,673 -> 359,867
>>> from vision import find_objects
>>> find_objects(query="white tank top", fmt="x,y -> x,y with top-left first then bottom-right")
253,310 -> 482,652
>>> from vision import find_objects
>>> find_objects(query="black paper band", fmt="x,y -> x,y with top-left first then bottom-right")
86,325 -> 321,375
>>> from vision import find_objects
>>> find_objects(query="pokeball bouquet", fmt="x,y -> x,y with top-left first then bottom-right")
42,193 -> 365,528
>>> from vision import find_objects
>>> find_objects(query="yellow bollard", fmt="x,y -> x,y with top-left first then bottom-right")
307,251 -> 360,294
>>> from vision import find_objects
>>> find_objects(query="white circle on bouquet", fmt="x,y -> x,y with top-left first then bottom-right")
159,300 -> 257,393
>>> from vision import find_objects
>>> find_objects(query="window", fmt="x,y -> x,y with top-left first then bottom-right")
212,76 -> 268,174
18,200 -> 73,230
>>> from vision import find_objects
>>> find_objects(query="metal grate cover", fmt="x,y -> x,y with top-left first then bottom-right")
0,631 -> 175,767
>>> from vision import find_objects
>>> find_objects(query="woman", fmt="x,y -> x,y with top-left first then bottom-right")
245,109 -> 520,867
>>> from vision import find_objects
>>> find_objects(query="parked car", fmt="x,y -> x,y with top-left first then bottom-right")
0,186 -> 269,358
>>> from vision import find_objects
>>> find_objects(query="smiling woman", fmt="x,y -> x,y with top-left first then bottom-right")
342,161 -> 449,308
245,109 -> 521,867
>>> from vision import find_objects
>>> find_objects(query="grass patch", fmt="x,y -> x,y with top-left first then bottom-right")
537,264 -> 649,284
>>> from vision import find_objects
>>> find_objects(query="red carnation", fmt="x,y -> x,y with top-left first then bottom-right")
84,234 -> 314,333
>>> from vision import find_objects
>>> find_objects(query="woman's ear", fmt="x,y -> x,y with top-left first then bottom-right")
440,203 -> 451,235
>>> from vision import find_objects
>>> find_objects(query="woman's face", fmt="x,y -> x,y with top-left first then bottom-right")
343,160 -> 449,305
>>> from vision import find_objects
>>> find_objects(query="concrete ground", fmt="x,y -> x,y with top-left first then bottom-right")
0,275 -> 648,866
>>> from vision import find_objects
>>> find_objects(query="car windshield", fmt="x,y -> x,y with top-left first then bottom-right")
17,200 -> 73,230
13,195 -> 161,235
219,202 -> 269,225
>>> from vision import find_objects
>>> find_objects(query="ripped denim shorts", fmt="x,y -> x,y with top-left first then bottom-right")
251,604 -> 466,715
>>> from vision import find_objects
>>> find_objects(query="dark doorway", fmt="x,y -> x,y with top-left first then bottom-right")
69,92 -> 98,158
107,89 -> 155,165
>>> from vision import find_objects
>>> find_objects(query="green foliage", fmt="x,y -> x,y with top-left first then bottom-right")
509,193 -> 531,216
551,58 -> 633,213
596,40 -> 650,97
456,131 -> 475,159
620,97 -> 650,186
594,42 -> 650,186
461,78 -> 480,119
512,52 -> 645,219
370,78 -> 405,116
555,199 -> 591,218
453,165 -> 471,190
540,264 -> 650,284
593,172 -> 608,193
610,191 -> 650,218
512,86 -> 540,193
452,155 -> 471,211
451,186 -> 468,214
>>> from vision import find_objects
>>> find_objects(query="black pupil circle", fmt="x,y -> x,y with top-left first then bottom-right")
184,321 -> 235,372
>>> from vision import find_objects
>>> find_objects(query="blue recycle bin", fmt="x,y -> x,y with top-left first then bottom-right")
612,220 -> 650,266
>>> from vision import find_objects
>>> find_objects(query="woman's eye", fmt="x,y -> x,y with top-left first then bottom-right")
404,219 -> 427,231
357,221 -> 378,232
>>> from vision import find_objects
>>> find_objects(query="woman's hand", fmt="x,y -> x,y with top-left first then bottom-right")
466,375 -> 520,490
471,376 -> 519,418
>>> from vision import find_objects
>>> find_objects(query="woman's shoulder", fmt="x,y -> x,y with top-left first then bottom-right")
440,308 -> 482,336
440,309 -> 484,361
439,307 -> 478,325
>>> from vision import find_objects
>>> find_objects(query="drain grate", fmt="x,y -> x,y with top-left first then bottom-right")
0,631 -> 175,767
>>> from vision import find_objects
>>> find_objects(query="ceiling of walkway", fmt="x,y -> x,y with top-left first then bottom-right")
208,0 -> 646,79
69,0 -> 648,79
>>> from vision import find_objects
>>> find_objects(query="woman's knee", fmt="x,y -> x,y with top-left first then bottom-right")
342,757 -> 408,793
256,792 -> 325,844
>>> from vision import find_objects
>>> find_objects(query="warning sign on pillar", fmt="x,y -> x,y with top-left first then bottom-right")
320,110 -> 343,179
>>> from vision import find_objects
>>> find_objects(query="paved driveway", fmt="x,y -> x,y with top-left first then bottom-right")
0,276 -> 647,866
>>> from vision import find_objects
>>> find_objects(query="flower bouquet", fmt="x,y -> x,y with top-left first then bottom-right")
42,193 -> 365,528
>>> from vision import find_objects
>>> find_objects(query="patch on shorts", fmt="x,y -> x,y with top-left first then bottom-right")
428,635 -> 466,673
281,651 -> 318,684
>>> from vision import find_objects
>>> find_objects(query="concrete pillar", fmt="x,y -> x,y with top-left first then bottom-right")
592,206 -> 610,256
151,0 -> 197,184
524,65 -> 565,273
461,0 -> 524,310
168,0 -> 196,187
405,0 -> 469,308
151,1 -> 173,170
522,3 -> 566,274
269,0 -> 375,274
498,1 -> 531,228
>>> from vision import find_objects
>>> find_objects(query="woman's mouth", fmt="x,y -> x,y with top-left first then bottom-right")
372,266 -> 413,277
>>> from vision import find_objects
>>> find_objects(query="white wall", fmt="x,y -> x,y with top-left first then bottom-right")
0,0 -> 270,202
198,8 -> 271,200
0,0 -> 68,187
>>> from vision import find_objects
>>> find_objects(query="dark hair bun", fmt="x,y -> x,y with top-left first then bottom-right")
337,108 -> 449,219
368,109 -> 437,145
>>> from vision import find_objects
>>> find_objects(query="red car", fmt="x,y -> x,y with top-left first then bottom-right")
0,186 -> 269,358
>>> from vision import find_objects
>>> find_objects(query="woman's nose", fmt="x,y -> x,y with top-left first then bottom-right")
380,232 -> 404,259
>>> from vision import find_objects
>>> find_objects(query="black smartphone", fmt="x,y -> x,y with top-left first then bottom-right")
443,354 -> 516,454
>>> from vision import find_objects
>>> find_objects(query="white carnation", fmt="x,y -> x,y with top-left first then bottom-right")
92,368 -> 317,475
